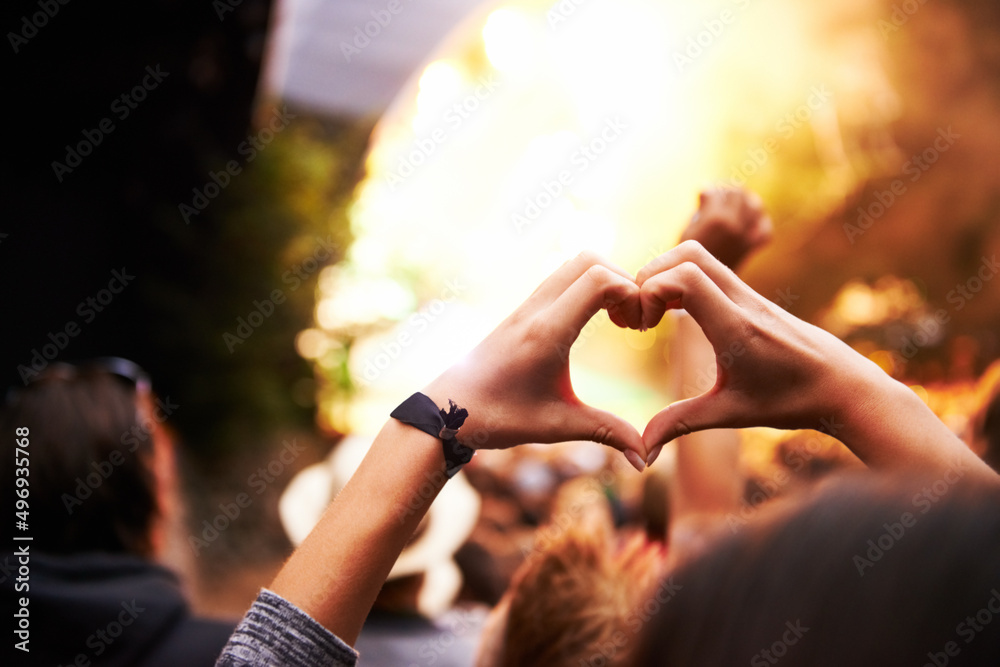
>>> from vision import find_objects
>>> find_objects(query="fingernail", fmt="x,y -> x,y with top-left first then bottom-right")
624,450 -> 646,473
646,445 -> 663,467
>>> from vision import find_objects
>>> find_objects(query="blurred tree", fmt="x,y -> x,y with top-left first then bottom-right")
740,0 -> 1000,381
3,0 -> 367,458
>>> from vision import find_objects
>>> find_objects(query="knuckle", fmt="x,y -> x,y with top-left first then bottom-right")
676,238 -> 706,258
675,261 -> 706,287
574,250 -> 603,268
672,416 -> 693,438
637,257 -> 663,286
583,263 -> 613,287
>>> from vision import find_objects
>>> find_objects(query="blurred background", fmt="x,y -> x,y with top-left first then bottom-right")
4,0 -> 1000,620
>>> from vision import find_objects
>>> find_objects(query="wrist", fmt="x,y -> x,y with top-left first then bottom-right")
822,355 -> 964,472
422,375 -> 497,449
391,391 -> 476,476
821,353 -> 898,442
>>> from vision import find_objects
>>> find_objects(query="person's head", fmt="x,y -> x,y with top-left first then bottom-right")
477,479 -> 665,667
1,359 -> 163,556
634,472 -> 1000,666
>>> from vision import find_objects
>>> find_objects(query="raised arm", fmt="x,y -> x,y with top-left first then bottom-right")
665,189 -> 771,557
637,241 -> 999,485
264,253 -> 647,646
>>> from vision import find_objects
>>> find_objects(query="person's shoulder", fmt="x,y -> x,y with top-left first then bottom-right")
142,615 -> 238,667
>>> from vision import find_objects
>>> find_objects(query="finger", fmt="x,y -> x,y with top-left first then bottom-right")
642,391 -> 744,451
607,304 -> 636,329
526,251 -> 636,311
638,258 -> 745,333
636,241 -> 761,316
547,264 -> 642,336
636,240 -> 752,299
561,402 -> 648,471
699,187 -> 737,213
743,190 -> 764,217
749,213 -> 774,248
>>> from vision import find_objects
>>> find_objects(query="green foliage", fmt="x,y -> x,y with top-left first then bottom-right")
141,113 -> 372,459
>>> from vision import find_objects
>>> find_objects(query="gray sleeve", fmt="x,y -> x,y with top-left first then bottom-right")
216,589 -> 359,666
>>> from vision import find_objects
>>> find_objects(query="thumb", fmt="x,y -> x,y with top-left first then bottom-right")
568,403 -> 648,473
643,391 -> 739,462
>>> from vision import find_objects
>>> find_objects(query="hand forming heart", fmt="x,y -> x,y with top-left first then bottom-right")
269,190 -> 1000,656
421,238 -> 866,473
422,190 -> 876,472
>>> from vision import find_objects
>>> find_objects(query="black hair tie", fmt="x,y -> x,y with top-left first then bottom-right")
390,392 -> 475,477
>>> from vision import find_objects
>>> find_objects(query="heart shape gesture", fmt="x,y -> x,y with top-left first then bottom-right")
267,193 -> 998,659
423,239 -> 843,473
422,188 -> 776,471
423,251 -> 650,470
423,188 -> 988,479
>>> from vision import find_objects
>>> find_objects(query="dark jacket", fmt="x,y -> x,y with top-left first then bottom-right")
2,550 -> 235,666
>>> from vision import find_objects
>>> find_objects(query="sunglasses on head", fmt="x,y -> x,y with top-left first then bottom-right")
5,357 -> 151,406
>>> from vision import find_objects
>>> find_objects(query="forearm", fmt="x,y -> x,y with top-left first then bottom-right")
266,253 -> 652,645
269,418 -> 447,645
828,357 -> 997,484
638,241 -> 999,487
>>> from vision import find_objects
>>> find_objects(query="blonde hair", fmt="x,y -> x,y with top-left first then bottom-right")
479,481 -> 665,667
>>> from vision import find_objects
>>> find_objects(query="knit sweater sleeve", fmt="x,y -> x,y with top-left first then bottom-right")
216,589 -> 359,667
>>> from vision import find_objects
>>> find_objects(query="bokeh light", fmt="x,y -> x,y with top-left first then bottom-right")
308,0 -> 911,434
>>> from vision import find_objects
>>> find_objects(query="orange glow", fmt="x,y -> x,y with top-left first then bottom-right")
310,0 -> 899,433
